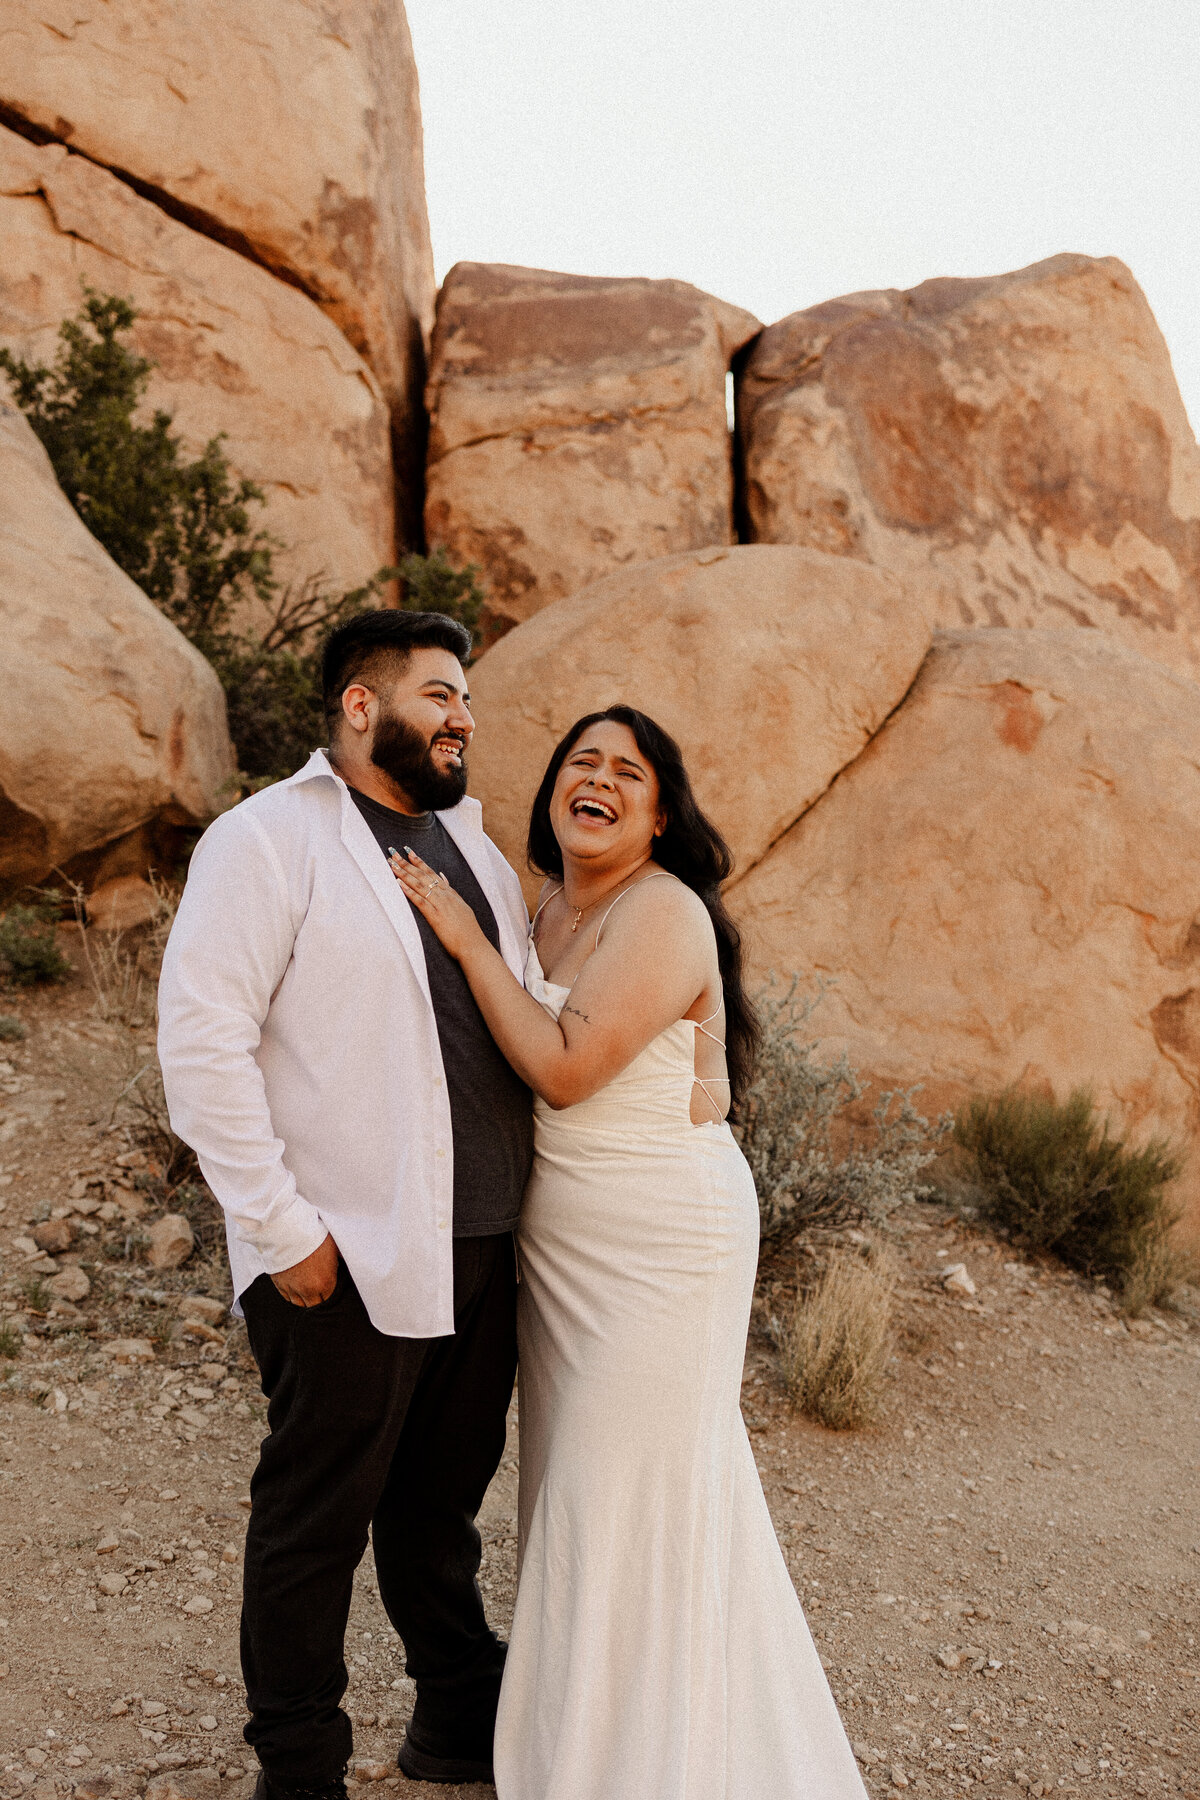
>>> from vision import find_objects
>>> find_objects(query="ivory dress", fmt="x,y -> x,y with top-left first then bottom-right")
492,922 -> 868,1800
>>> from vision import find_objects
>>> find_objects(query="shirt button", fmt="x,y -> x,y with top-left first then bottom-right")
433,1076 -> 444,1088
438,1220 -> 448,1231
435,1148 -> 447,1160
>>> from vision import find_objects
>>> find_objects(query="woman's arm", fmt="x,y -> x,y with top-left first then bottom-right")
391,850 -> 711,1108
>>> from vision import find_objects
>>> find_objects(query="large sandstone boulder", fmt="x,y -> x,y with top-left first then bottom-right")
0,0 -> 434,519
735,629 -> 1200,1228
739,255 -> 1200,679
0,127 -> 394,614
0,398 -> 233,888
468,544 -> 930,899
426,265 -> 761,636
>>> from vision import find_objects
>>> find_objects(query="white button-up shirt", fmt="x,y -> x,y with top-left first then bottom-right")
157,749 -> 530,1338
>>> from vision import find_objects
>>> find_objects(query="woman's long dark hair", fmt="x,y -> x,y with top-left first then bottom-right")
526,704 -> 761,1106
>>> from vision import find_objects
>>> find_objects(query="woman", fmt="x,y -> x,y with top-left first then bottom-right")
390,705 -> 866,1800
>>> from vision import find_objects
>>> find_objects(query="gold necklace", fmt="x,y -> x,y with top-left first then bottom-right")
563,860 -> 651,932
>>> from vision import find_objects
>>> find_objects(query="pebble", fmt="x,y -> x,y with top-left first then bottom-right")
353,1764 -> 392,1782
182,1595 -> 214,1615
142,1700 -> 167,1717
49,1266 -> 90,1303
147,1214 -> 195,1271
179,1295 -> 228,1326
32,1219 -> 74,1254
104,1337 -> 156,1363
941,1263 -> 977,1297
177,1319 -> 225,1346
97,1572 -> 128,1597
96,1529 -> 121,1554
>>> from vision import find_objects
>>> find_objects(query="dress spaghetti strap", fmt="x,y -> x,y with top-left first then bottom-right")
529,885 -> 564,935
594,871 -> 676,944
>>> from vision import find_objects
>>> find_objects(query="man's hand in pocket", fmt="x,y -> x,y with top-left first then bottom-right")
271,1233 -> 340,1306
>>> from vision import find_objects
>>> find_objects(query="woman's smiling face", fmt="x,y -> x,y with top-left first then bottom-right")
549,719 -> 665,867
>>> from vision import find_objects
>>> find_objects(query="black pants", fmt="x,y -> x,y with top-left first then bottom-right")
239,1234 -> 517,1785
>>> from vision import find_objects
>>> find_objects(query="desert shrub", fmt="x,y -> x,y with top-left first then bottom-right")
0,291 -> 277,631
733,976 -> 946,1247
2,289 -> 486,783
0,1323 -> 21,1360
19,1274 -> 52,1315
0,896 -> 70,986
773,1248 -> 895,1430
954,1086 -> 1184,1294
0,1015 -> 27,1040
1119,1227 -> 1198,1317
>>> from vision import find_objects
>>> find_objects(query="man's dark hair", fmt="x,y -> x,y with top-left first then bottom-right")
321,609 -> 472,730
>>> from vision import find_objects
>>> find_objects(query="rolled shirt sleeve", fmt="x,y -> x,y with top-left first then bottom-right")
157,807 -> 331,1275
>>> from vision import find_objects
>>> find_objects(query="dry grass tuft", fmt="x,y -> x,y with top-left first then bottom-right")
1120,1228 -> 1200,1318
774,1248 -> 895,1431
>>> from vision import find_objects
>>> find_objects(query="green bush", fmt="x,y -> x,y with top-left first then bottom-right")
1,289 -> 486,784
0,1014 -> 27,1040
0,1322 -> 22,1360
0,898 -> 70,986
954,1086 -> 1184,1294
733,976 -> 947,1246
0,291 -> 277,635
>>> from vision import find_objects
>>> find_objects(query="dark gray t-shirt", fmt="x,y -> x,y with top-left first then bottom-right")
349,789 -> 533,1238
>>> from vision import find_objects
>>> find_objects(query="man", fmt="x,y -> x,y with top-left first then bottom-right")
158,610 -> 533,1795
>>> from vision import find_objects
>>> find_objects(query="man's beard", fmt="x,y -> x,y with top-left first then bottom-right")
370,709 -> 468,811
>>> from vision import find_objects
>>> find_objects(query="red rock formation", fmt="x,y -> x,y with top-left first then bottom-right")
426,265 -> 761,636
1,398 -> 233,889
466,543 -> 930,904
739,254 -> 1200,678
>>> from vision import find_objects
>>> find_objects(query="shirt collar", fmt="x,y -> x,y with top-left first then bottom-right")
288,747 -> 483,832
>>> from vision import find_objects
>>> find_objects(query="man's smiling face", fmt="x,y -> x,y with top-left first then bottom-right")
366,647 -> 474,811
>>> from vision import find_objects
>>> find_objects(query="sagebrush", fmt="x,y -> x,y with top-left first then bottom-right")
773,1249 -> 895,1430
733,976 -> 946,1247
2,288 -> 487,784
0,894 -> 70,986
954,1086 -> 1186,1301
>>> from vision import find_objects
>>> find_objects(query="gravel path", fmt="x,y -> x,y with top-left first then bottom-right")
0,979 -> 1196,1799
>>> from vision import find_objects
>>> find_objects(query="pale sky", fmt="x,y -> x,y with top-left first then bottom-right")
406,0 -> 1200,433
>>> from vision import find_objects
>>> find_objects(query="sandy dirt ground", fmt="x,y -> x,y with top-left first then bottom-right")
0,967 -> 1197,1800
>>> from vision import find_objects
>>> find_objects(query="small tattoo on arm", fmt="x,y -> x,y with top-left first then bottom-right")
563,1004 -> 592,1024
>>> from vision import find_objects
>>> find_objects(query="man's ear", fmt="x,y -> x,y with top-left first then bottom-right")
341,683 -> 375,737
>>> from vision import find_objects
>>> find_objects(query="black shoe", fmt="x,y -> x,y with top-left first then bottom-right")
252,1770 -> 349,1800
396,1726 -> 494,1786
